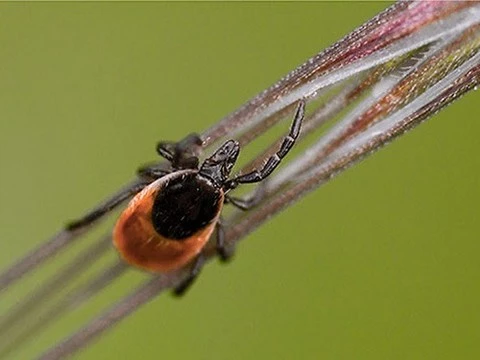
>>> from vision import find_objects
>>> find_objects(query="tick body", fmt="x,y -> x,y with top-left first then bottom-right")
113,170 -> 224,272
68,99 -> 306,295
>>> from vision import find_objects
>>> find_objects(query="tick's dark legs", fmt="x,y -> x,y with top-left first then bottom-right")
68,158 -> 175,232
174,218 -> 233,296
224,99 -> 305,191
215,218 -> 232,261
156,141 -> 175,163
136,166 -> 171,181
173,253 -> 206,296
66,181 -> 150,232
225,195 -> 257,211
157,133 -> 203,170
225,183 -> 266,211
215,188 -> 266,263
174,217 -> 236,296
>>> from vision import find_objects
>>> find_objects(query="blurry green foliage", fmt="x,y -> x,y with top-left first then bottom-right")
0,3 -> 479,360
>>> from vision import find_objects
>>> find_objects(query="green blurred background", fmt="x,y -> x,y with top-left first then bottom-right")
1,2 -> 479,360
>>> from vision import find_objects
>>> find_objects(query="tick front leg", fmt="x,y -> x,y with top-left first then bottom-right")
173,254 -> 206,296
225,100 -> 305,187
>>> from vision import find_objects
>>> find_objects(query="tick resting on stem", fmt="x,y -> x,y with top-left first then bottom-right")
67,99 -> 305,295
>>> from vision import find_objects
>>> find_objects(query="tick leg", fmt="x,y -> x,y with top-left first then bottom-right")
174,133 -> 203,156
136,165 -> 171,180
224,100 -> 305,191
215,218 -> 233,262
173,253 -> 205,296
65,181 -> 149,232
225,184 -> 266,211
156,134 -> 201,162
156,141 -> 175,162
157,133 -> 203,170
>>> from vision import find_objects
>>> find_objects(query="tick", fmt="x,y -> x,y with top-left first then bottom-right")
67,100 -> 305,295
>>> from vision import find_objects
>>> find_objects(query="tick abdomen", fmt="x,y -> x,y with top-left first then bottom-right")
151,173 -> 222,240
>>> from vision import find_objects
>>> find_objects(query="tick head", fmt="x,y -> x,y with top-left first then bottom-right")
199,140 -> 240,184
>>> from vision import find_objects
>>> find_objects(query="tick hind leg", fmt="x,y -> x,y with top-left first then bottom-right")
138,132 -> 204,182
66,181 -> 150,232
174,219 -> 231,296
157,133 -> 203,170
173,254 -> 206,296
215,218 -> 233,262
